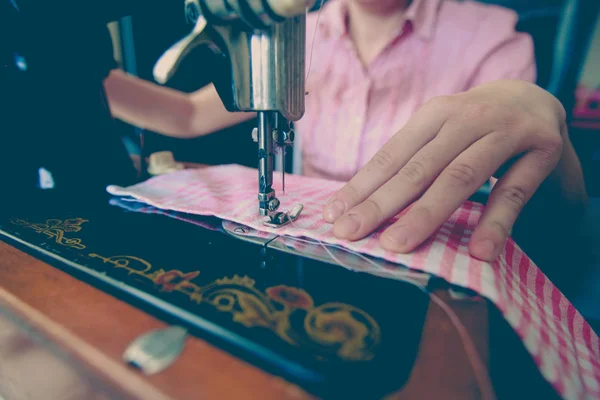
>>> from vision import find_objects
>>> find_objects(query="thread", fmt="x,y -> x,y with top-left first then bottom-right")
305,0 -> 326,82
427,291 -> 497,400
284,210 -> 496,399
283,235 -> 389,273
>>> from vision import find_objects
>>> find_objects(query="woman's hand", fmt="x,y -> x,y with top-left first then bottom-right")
323,80 -> 575,262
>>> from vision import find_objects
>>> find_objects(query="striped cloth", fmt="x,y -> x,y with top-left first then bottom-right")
107,164 -> 600,399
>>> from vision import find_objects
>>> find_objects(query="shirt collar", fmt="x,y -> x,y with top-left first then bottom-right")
322,0 -> 442,40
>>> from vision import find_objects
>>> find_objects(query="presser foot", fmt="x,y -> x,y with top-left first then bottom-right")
262,204 -> 303,228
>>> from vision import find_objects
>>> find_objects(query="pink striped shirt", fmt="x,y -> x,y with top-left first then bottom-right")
298,0 -> 536,182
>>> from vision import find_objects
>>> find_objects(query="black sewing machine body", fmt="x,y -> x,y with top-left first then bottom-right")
0,191 -> 431,399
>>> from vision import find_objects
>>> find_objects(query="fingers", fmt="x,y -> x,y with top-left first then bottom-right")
323,97 -> 454,222
469,142 -> 562,261
323,84 -> 565,261
378,132 -> 516,253
331,125 -> 487,240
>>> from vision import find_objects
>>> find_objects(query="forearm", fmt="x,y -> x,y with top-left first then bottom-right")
104,70 -> 253,138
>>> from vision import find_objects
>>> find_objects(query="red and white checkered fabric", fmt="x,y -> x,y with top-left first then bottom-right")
108,164 -> 600,399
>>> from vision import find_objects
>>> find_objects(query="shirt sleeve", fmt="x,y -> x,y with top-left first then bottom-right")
468,30 -> 537,88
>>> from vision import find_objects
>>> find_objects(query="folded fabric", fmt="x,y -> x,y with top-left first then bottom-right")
108,164 -> 600,399
220,219 -> 431,283
108,197 -> 433,288
108,197 -> 222,232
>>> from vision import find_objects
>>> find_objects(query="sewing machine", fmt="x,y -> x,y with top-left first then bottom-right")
0,1 -> 574,398
154,0 -> 314,219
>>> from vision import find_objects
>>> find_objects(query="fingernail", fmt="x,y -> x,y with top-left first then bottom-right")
335,214 -> 361,236
324,199 -> 346,221
384,224 -> 410,248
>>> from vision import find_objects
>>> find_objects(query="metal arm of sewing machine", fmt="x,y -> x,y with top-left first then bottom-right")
153,0 -> 315,219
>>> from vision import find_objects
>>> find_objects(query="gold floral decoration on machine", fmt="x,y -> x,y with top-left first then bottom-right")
11,218 -> 87,249
11,217 -> 382,361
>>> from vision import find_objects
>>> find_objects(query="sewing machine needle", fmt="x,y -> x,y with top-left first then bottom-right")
282,147 -> 286,194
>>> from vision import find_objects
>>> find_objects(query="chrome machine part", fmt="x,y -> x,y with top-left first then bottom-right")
153,0 -> 314,217
257,111 -> 279,216
123,326 -> 188,375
